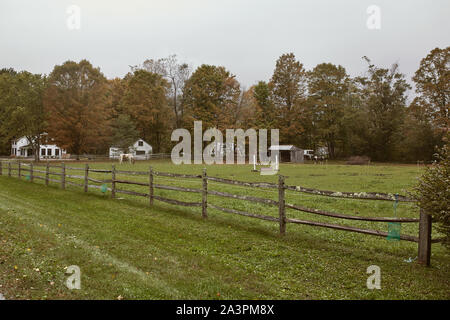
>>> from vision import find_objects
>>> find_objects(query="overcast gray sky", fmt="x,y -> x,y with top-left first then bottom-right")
1,0 -> 449,89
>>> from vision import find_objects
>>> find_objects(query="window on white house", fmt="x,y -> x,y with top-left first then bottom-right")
138,141 -> 143,147
41,149 -> 45,156
55,149 -> 60,156
47,149 -> 52,156
136,150 -> 145,155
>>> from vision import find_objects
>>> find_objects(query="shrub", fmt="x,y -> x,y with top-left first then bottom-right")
412,141 -> 450,248
346,156 -> 371,165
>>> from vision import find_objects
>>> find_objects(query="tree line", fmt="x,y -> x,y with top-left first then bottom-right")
0,47 -> 448,162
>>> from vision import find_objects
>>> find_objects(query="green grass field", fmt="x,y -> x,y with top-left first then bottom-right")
0,160 -> 449,300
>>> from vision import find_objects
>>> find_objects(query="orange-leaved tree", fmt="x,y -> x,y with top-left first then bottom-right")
44,60 -> 111,157
121,69 -> 171,153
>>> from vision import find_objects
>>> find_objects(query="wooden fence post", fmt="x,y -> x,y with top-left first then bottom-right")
18,162 -> 21,179
8,162 -> 11,177
30,162 -> 33,182
202,168 -> 208,218
45,162 -> 49,186
149,166 -> 154,206
84,164 -> 89,192
0,161 -> 2,176
418,209 -> 432,266
111,165 -> 116,199
61,162 -> 65,189
278,175 -> 286,235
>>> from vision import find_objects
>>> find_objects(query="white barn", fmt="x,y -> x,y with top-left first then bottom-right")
109,139 -> 153,160
11,135 -> 67,159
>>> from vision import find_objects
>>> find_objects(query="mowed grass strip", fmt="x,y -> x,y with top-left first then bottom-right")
0,161 -> 449,300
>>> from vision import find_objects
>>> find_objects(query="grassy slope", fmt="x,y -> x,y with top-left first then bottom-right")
0,161 -> 448,300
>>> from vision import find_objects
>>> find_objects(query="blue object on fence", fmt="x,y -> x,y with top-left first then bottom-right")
25,174 -> 31,181
387,194 -> 401,241
101,184 -> 108,194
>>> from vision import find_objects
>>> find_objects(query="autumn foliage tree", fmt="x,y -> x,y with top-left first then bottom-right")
182,65 -> 241,130
356,58 -> 410,161
235,87 -> 258,128
252,81 -> 276,129
44,60 -> 110,156
121,69 -> 171,152
138,55 -> 191,129
307,63 -> 350,159
396,102 -> 440,162
412,47 -> 449,129
1,48 -> 448,162
107,77 -> 128,119
0,70 -> 47,160
269,53 -> 306,145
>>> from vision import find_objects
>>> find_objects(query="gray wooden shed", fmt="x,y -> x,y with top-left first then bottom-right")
269,145 -> 304,163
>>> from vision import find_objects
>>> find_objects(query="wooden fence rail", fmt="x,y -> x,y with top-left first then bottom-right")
285,203 -> 420,223
0,160 -> 439,266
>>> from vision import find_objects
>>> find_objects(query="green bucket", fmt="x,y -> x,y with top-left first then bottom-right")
387,194 -> 401,241
387,222 -> 401,241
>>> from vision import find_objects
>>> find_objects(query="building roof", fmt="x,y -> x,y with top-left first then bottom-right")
269,145 -> 302,151
111,138 -> 151,149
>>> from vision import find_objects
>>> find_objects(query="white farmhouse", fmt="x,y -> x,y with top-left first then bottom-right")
11,135 -> 67,159
109,139 -> 153,160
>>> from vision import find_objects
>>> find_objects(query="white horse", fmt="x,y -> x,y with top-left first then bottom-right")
119,153 -> 135,165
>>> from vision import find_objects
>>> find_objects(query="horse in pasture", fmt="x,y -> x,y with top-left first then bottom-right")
119,153 -> 135,165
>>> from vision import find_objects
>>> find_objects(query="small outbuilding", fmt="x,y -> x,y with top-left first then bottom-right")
269,145 -> 304,163
109,139 -> 153,160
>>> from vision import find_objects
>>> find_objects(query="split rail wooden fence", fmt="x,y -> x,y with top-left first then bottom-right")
0,160 -> 438,266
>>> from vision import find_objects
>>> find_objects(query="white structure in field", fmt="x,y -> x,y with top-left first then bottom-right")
304,149 -> 314,160
109,139 -> 153,160
269,145 -> 304,163
11,135 -> 67,159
